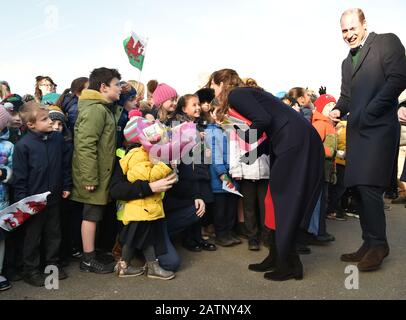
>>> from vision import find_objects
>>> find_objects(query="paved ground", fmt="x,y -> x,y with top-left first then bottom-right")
1,200 -> 406,300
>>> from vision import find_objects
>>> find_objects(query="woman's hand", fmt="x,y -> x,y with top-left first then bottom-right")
195,199 -> 206,218
149,173 -> 178,193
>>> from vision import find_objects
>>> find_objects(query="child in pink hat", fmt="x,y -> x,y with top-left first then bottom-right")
152,84 -> 178,124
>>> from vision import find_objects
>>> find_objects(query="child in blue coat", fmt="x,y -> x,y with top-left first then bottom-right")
204,102 -> 240,247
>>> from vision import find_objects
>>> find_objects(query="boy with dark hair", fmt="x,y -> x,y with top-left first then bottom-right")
71,67 -> 123,274
13,103 -> 72,287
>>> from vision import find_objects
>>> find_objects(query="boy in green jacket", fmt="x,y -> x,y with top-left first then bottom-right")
71,67 -> 123,274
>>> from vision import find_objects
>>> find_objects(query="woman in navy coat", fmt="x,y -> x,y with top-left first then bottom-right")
208,69 -> 324,281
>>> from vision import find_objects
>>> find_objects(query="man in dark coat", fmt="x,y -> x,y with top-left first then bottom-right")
330,8 -> 406,271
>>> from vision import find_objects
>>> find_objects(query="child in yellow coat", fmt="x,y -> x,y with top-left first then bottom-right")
115,114 -> 175,280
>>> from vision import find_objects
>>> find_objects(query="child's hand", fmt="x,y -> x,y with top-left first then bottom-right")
147,134 -> 161,143
149,173 -> 178,193
62,191 -> 71,199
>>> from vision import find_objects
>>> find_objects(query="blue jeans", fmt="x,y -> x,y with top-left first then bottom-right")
158,205 -> 200,272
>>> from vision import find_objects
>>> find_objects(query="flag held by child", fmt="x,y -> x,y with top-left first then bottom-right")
123,32 -> 147,71
0,192 -> 51,232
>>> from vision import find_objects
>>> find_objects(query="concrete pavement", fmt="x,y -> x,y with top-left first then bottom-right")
1,200 -> 406,300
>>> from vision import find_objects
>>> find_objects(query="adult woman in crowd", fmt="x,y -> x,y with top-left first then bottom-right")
207,69 -> 324,281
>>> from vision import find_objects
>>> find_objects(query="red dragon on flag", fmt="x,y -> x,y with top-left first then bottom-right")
0,192 -> 50,232
123,32 -> 147,71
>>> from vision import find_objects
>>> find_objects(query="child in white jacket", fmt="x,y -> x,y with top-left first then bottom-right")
229,122 -> 271,251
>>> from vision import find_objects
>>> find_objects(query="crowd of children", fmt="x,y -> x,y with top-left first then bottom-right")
3,67 -> 401,291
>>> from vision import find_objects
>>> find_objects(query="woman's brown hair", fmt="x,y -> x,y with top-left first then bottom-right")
55,77 -> 89,108
34,76 -> 57,102
205,69 -> 245,122
288,87 -> 306,102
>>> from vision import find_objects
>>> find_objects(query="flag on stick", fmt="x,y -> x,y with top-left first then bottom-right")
0,192 -> 51,232
123,32 -> 147,71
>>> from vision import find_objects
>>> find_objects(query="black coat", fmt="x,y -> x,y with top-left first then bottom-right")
228,87 -> 324,260
61,94 -> 78,134
335,32 -> 406,187
163,162 -> 213,213
12,130 -> 72,206
109,156 -> 154,201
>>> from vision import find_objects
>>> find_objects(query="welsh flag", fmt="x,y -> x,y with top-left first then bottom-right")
0,192 -> 50,232
123,32 -> 147,71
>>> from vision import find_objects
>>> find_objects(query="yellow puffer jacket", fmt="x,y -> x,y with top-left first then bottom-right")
120,147 -> 173,224
335,121 -> 347,166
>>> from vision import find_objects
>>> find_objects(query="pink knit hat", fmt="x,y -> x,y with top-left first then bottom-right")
152,83 -> 177,106
0,105 -> 11,131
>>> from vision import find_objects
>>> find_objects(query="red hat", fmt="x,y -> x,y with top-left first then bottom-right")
314,94 -> 336,113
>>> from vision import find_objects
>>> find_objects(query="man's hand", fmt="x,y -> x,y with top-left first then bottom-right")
329,109 -> 341,123
195,199 -> 206,218
62,191 -> 71,199
149,173 -> 178,193
85,185 -> 96,192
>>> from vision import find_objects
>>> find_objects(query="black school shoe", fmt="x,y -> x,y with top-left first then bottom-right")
200,240 -> 217,251
182,240 -> 217,252
23,271 -> 46,287
182,241 -> 202,252
248,239 -> 260,251
43,265 -> 68,280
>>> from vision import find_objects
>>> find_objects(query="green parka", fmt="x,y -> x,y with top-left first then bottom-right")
71,90 -> 122,205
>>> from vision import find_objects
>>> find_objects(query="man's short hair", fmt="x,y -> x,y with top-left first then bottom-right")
19,102 -> 48,125
88,68 -> 122,91
341,8 -> 366,24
